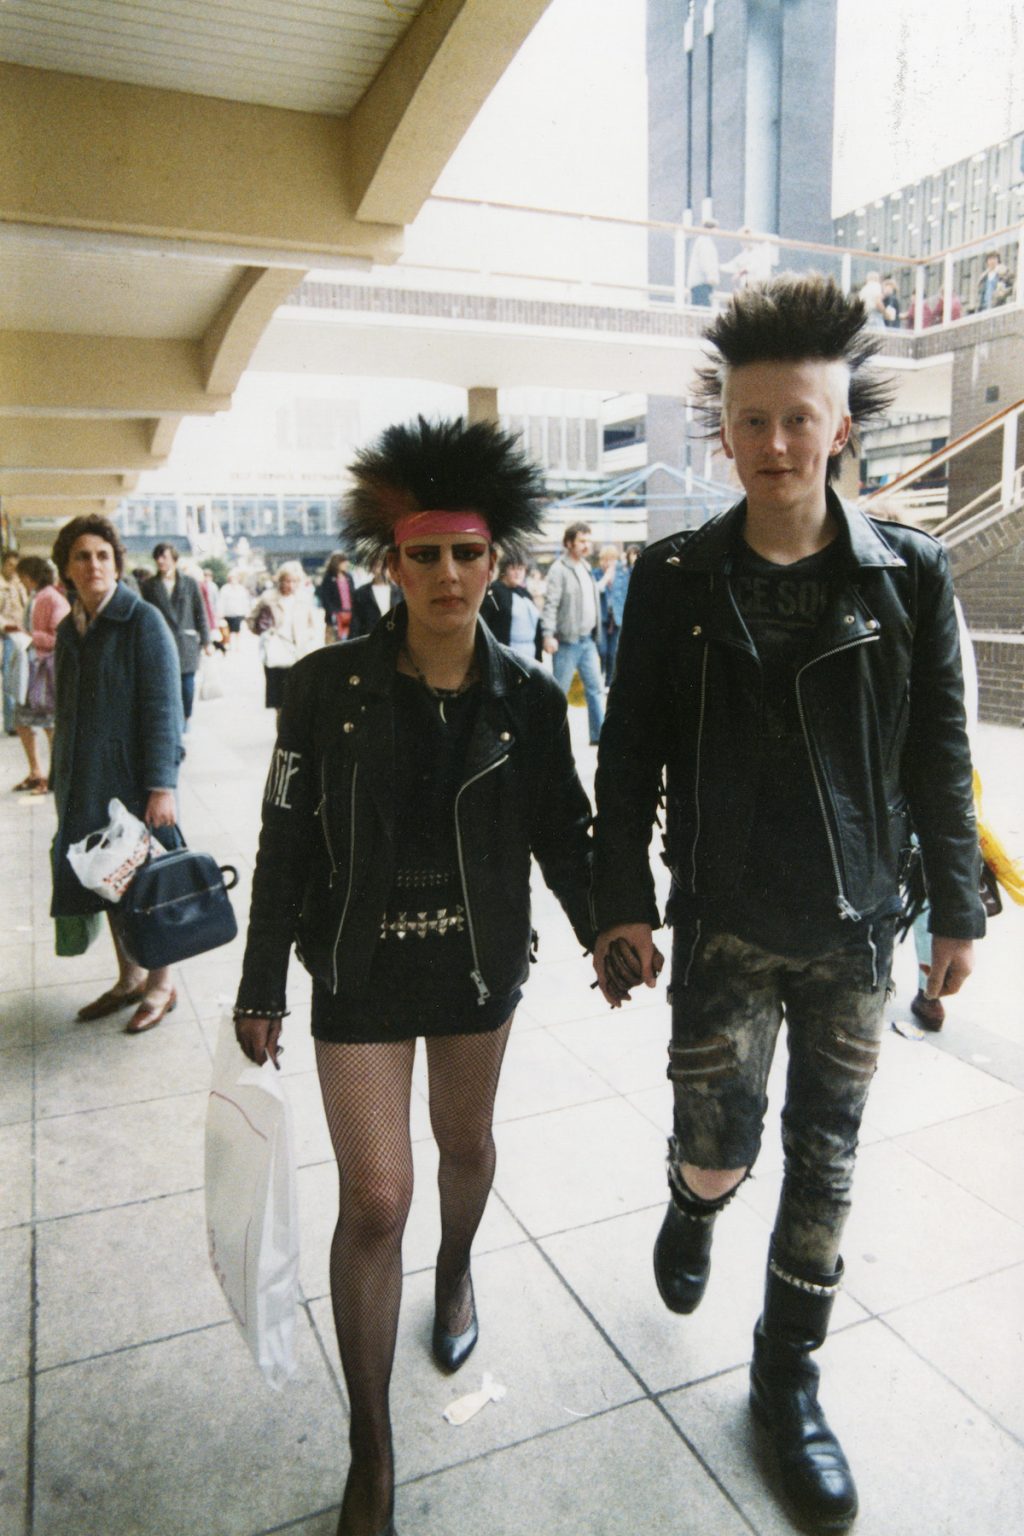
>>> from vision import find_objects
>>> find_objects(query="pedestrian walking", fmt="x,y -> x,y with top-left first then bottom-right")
233,417 -> 594,1536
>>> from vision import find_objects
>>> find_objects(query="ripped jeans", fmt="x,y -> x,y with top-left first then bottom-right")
667,920 -> 894,1274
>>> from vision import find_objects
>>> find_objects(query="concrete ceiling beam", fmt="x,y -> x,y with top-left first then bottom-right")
0,418 -> 165,473
347,0 -> 553,226
0,62 -> 404,262
0,472 -> 138,498
148,417 -> 182,458
0,333 -> 233,417
202,267 -> 309,395
3,496 -> 121,526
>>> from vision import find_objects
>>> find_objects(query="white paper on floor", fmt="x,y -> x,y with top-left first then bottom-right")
443,1372 -> 507,1426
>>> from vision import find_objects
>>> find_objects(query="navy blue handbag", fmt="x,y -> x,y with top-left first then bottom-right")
117,826 -> 239,969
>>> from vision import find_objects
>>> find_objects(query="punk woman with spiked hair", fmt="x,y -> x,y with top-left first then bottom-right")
233,418 -> 594,1536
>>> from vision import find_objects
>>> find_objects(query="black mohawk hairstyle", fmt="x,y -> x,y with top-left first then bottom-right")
343,416 -> 547,565
693,274 -> 896,482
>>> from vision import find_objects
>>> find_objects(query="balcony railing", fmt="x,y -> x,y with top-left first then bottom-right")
303,195 -> 1024,340
861,398 -> 1024,536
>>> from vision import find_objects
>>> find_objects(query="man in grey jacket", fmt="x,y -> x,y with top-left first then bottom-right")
141,543 -> 210,725
541,521 -> 604,745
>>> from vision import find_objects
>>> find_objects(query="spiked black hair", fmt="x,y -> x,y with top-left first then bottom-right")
343,416 -> 547,564
693,274 -> 896,481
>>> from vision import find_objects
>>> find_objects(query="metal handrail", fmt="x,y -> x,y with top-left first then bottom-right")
861,398 -> 1024,504
934,468 -> 1024,543
428,194 -> 1024,273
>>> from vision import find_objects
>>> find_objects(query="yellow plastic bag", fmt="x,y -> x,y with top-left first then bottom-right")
975,770 -> 1024,906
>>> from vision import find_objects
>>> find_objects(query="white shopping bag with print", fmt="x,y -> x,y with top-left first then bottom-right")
66,797 -> 153,902
205,1011 -> 299,1389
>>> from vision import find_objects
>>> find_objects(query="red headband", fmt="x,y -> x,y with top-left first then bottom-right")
392,510 -> 492,545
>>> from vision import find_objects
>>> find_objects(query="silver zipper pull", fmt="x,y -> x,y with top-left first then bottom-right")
470,968 -> 491,1004
836,895 -> 862,921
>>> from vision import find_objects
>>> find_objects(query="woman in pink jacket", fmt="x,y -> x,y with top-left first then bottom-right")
7,556 -> 70,793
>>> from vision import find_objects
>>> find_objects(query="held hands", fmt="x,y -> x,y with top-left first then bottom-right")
234,1015 -> 283,1070
921,936 -> 975,1000
593,923 -> 665,1008
542,635 -> 559,655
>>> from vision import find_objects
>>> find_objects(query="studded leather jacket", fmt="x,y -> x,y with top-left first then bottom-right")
592,493 -> 985,944
235,606 -> 595,1017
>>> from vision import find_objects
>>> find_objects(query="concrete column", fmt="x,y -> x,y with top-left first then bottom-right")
467,387 -> 499,425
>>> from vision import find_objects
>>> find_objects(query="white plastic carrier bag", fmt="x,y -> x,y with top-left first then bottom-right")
200,650 -> 226,701
66,797 -> 153,903
205,1011 -> 300,1390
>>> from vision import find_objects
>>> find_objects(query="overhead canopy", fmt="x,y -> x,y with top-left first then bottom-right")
0,0 -> 552,540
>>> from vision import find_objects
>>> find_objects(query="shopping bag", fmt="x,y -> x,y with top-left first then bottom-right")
260,632 -> 297,670
200,651 -> 226,701
205,1012 -> 299,1389
66,798 -> 154,903
54,912 -> 104,956
9,631 -> 31,705
26,650 -> 56,713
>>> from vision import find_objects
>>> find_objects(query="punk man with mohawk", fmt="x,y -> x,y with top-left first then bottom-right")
592,277 -> 984,1532
234,418 -> 594,1536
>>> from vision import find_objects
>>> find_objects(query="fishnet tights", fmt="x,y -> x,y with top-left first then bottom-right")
315,1017 -> 512,1536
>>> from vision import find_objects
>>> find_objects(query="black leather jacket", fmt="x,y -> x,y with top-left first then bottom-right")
236,607 -> 594,1016
593,493 -> 985,943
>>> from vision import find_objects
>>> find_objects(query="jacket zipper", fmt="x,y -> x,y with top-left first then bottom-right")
317,758 -> 338,888
454,754 -> 509,1002
795,635 -> 879,921
328,763 -> 359,994
687,646 -> 710,893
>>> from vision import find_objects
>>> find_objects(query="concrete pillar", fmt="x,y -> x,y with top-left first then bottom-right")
467,387 -> 499,425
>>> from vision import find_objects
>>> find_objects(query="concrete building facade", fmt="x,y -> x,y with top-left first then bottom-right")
645,0 -> 839,535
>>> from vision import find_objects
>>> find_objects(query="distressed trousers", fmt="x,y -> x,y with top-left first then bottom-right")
667,920 -> 895,1273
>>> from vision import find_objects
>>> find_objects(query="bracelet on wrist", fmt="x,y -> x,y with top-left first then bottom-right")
233,1007 -> 289,1021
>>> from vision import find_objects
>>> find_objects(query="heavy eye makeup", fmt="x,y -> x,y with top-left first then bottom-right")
403,543 -> 489,564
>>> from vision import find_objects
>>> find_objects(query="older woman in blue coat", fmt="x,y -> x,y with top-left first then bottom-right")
50,514 -> 184,1033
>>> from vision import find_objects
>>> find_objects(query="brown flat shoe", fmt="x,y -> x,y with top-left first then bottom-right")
13,776 -> 44,792
910,989 -> 945,1030
126,988 -> 177,1034
76,986 -> 146,1022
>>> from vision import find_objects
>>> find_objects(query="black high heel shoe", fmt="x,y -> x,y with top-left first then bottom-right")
431,1275 -> 479,1373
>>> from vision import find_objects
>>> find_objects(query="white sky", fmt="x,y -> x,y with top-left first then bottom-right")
434,0 -> 1024,221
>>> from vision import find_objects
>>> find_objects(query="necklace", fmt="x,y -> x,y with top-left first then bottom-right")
401,646 -> 478,722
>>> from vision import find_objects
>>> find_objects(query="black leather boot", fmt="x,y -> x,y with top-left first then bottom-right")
749,1253 -> 857,1533
652,1194 -> 717,1314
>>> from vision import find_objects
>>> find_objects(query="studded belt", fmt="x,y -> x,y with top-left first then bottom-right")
380,903 -> 466,941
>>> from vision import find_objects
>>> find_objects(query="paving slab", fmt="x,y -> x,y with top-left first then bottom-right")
896,1092 -> 1024,1223
661,1318 -> 1024,1536
493,1092 -> 665,1238
0,1376 -> 28,1536
398,1399 -> 752,1536
884,1263 -> 1024,1443
0,1228 -> 31,1384
310,1242 -> 644,1486
0,1121 -> 32,1231
34,1089 -> 207,1220
33,1317 -> 344,1536
35,1188 -> 231,1369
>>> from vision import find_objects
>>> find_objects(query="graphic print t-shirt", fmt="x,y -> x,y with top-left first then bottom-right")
714,536 -> 854,954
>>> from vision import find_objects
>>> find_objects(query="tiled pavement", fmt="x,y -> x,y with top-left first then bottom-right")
2,637 -> 1023,1536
